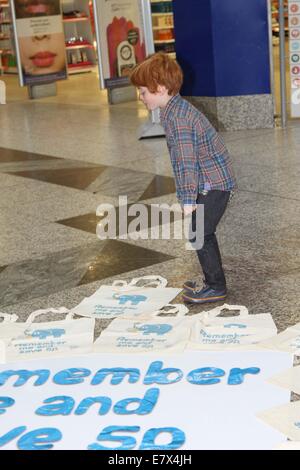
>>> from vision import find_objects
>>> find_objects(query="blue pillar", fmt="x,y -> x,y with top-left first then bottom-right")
172,0 -> 274,130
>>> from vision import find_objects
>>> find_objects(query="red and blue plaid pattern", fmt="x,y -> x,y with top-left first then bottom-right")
160,94 -> 236,206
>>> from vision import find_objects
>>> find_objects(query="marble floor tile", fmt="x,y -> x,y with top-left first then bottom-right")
9,165 -> 107,190
138,175 -> 176,201
57,202 -> 182,238
0,239 -> 174,308
0,146 -> 59,162
116,153 -> 174,177
0,158 -> 102,173
0,179 -> 94,208
89,166 -> 154,201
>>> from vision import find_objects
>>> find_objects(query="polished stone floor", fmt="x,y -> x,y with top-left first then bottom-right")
0,71 -> 299,337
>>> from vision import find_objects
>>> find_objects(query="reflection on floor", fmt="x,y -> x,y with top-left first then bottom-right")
0,71 -> 300,338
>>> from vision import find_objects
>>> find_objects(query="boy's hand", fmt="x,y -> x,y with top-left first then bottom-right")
183,204 -> 197,216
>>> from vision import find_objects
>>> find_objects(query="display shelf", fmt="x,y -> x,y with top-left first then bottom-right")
151,12 -> 173,17
0,0 -> 17,75
66,43 -> 94,49
62,0 -> 96,74
154,39 -> 174,44
152,25 -> 174,30
151,0 -> 175,57
271,0 -> 289,37
63,17 -> 89,23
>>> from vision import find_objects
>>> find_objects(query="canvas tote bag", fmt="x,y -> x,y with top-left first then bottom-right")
189,304 -> 277,350
93,304 -> 192,353
72,276 -> 181,319
0,312 -> 19,363
2,307 -> 95,362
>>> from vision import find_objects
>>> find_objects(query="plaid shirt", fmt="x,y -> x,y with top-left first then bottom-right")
160,94 -> 236,206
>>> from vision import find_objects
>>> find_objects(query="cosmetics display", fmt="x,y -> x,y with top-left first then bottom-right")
151,0 -> 176,58
62,0 -> 96,74
0,0 -> 17,74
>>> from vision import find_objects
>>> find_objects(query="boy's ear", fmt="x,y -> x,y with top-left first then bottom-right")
157,85 -> 168,96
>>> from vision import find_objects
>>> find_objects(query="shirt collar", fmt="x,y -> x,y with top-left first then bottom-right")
160,93 -> 181,122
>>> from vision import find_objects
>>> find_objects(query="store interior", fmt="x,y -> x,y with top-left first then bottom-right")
0,0 -> 297,121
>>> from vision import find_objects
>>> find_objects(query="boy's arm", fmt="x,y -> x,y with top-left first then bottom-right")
171,117 -> 199,211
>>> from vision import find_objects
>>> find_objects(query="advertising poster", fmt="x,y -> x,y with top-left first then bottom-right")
289,0 -> 300,116
94,0 -> 146,86
11,0 -> 67,86
0,350 -> 292,450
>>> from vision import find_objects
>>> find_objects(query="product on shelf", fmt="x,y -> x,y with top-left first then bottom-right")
151,0 -> 176,57
65,36 -> 92,46
151,1 -> 173,14
62,0 -> 96,74
0,1 -> 17,74
63,10 -> 88,20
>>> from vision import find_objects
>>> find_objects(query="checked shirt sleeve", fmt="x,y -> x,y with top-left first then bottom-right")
171,118 -> 199,206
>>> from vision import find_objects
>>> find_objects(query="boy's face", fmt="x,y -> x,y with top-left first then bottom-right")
138,86 -> 165,111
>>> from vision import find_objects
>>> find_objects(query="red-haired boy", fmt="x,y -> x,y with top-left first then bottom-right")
130,52 -> 236,304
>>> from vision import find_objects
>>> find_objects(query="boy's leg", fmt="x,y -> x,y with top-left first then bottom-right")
190,190 -> 230,290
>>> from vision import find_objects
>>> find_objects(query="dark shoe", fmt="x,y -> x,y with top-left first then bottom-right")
182,285 -> 227,304
182,280 -> 198,292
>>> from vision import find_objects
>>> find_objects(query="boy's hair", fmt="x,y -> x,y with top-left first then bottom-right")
130,52 -> 183,95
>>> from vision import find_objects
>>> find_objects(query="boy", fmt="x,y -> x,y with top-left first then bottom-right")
130,52 -> 236,304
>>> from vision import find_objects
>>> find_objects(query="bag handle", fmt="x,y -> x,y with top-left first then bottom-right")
203,303 -> 249,320
111,276 -> 168,290
128,276 -> 168,288
111,280 -> 128,288
26,307 -> 72,324
151,304 -> 189,318
0,312 -> 19,323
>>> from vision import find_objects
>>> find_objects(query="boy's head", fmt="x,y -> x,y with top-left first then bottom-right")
130,52 -> 183,96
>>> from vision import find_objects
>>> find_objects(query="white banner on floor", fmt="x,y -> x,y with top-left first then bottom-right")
0,350 -> 292,450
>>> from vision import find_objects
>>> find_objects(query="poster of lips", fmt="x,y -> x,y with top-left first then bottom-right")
11,0 -> 67,86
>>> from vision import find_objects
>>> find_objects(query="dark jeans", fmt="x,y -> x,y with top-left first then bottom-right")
190,190 -> 230,290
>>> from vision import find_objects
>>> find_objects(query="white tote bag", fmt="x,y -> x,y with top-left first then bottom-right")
189,304 -> 277,350
93,304 -> 191,353
0,313 -> 19,363
72,276 -> 181,319
259,322 -> 300,356
2,308 -> 95,363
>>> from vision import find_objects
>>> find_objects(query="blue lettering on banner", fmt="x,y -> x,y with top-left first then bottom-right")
0,370 -> 50,387
0,427 -> 26,447
87,426 -> 185,450
91,368 -> 140,385
0,362 -> 261,388
36,396 -> 76,416
17,428 -> 62,450
0,396 -> 15,414
140,427 -> 185,450
187,367 -> 225,385
35,389 -> 159,417
113,388 -> 159,415
88,425 -> 140,450
144,361 -> 183,385
0,426 -> 62,450
53,368 -> 91,385
227,367 -> 260,385
75,396 -> 112,416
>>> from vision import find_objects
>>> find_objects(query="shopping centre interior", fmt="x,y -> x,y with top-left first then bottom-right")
0,0 -> 300,452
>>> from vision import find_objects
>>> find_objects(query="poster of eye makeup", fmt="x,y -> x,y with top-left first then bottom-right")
10,0 -> 67,86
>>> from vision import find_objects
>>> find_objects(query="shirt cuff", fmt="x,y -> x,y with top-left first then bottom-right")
181,194 -> 197,206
